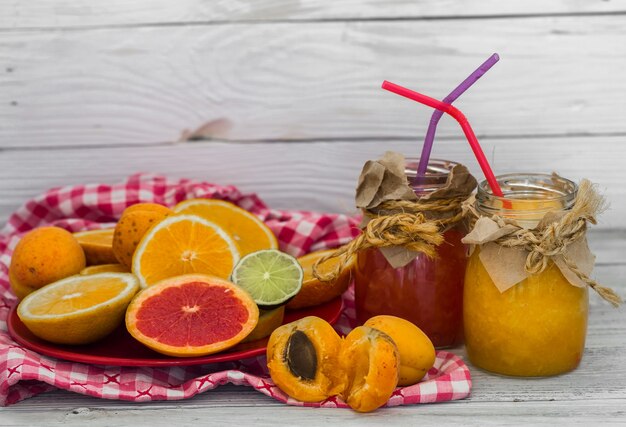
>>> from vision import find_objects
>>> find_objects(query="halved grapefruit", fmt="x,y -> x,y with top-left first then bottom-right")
125,274 -> 259,357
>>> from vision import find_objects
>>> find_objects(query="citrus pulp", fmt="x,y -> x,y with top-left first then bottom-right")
125,274 -> 259,357
132,214 -> 240,288
231,249 -> 303,308
17,273 -> 139,344
173,199 -> 278,256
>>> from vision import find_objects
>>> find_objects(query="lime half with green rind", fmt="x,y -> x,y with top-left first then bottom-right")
231,249 -> 303,308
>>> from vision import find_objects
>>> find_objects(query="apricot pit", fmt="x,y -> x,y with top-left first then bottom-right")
267,316 -> 344,402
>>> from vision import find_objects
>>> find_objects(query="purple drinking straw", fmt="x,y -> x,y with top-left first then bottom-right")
416,53 -> 500,177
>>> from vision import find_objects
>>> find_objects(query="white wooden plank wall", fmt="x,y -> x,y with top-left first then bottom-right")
1,1 -> 625,229
2,1 -> 625,27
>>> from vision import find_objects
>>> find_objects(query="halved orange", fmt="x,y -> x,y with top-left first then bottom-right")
126,274 -> 259,357
17,273 -> 139,345
132,214 -> 239,289
173,199 -> 278,256
74,228 -> 118,265
286,250 -> 355,310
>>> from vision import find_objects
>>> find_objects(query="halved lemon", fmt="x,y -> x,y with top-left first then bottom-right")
173,199 -> 278,256
132,214 -> 240,289
17,273 -> 139,345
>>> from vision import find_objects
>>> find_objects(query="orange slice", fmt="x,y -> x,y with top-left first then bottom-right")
173,199 -> 278,256
132,214 -> 240,289
126,274 -> 259,357
287,250 -> 355,310
74,228 -> 118,265
17,273 -> 139,345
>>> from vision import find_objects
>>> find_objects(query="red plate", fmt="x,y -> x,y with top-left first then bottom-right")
7,297 -> 343,367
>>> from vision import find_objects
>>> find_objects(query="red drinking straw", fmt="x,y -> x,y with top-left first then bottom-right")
381,80 -> 504,197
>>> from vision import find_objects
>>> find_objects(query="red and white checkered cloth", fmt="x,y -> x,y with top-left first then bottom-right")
0,174 -> 471,407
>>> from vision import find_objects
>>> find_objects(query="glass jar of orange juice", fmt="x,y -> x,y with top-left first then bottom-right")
354,159 -> 474,348
463,173 -> 588,376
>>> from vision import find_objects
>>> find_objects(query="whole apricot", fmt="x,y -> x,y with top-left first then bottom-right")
364,315 -> 436,386
112,203 -> 172,269
9,226 -> 86,300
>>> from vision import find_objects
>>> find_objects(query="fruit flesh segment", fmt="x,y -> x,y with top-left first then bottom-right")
135,282 -> 249,347
176,201 -> 276,255
140,219 -> 235,285
27,277 -> 128,315
75,229 -> 114,245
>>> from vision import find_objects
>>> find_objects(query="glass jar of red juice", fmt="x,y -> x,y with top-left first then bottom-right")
354,159 -> 470,348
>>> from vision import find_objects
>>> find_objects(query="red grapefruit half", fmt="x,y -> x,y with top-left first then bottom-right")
126,274 -> 259,357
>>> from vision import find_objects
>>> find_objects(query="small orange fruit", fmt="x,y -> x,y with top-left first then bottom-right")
74,228 -> 117,265
17,273 -> 139,344
112,203 -> 172,269
9,227 -> 86,300
80,264 -> 129,275
287,250 -> 355,310
173,199 -> 278,256
132,214 -> 239,288
126,274 -> 259,357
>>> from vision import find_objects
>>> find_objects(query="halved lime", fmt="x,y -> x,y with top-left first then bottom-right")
231,249 -> 303,308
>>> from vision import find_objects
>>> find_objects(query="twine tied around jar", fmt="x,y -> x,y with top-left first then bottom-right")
463,179 -> 621,307
312,152 -> 476,283
312,195 -> 469,283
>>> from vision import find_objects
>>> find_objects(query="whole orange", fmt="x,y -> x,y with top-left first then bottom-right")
112,203 -> 172,269
9,226 -> 86,300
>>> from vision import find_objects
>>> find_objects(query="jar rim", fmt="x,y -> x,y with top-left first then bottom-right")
404,158 -> 459,179
405,158 -> 458,193
476,173 -> 578,218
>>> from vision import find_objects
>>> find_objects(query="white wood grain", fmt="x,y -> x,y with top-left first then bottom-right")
1,0 -> 623,29
1,138 -> 625,229
2,16 -> 626,148
2,263 -> 624,425
3,401 -> 626,427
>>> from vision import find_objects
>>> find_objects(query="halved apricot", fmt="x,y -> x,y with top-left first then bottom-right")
266,318 -> 401,412
340,326 -> 400,412
266,316 -> 345,402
